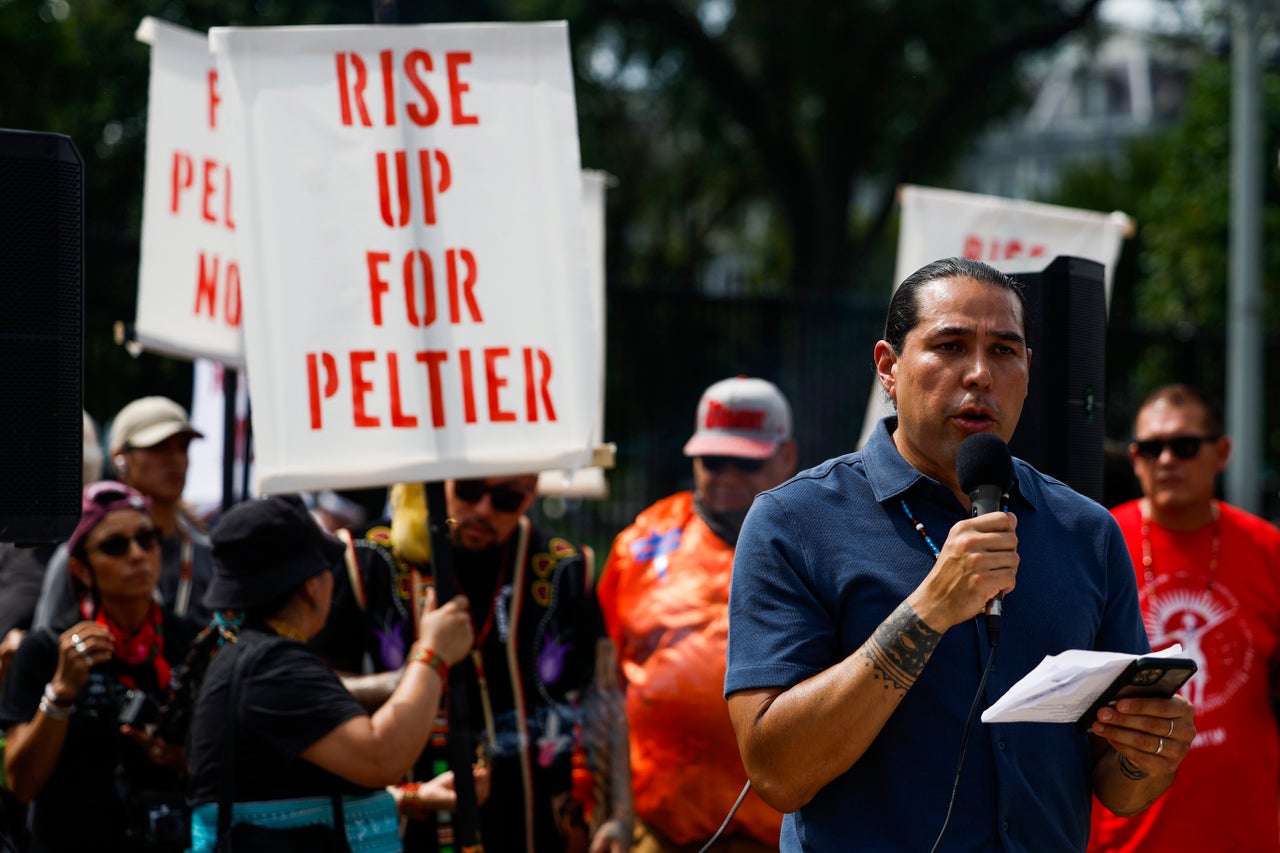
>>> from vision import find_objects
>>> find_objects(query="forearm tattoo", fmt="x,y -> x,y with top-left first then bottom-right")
861,602 -> 942,693
1117,752 -> 1149,781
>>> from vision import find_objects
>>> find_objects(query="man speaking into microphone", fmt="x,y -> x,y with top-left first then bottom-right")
725,258 -> 1195,852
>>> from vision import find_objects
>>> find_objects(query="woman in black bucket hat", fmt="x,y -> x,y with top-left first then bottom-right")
178,495 -> 472,852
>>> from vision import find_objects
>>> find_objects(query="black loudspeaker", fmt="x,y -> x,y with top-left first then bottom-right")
0,129 -> 84,543
1008,256 -> 1106,503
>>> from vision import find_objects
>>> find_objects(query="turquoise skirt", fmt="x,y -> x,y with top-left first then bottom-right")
188,790 -> 400,853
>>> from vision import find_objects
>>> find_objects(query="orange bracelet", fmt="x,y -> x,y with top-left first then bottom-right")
409,646 -> 449,682
399,782 -> 422,817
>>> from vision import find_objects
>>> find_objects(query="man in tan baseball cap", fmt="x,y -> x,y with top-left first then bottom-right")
108,396 -> 204,512
109,396 -> 204,454
33,396 -> 214,631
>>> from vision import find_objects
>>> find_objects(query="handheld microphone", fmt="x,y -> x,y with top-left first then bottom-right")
956,433 -> 1014,646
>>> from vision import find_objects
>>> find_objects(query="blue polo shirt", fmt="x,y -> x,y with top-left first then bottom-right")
725,418 -> 1148,852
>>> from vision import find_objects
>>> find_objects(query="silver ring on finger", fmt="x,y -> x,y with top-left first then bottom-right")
1155,737 -> 1165,756
74,641 -> 88,655
70,633 -> 81,646
1165,719 -> 1175,737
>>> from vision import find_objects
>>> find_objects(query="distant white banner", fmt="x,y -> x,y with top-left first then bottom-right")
134,18 -> 244,366
209,22 -> 598,494
859,185 -> 1132,447
893,185 -> 1131,300
186,358 -> 252,516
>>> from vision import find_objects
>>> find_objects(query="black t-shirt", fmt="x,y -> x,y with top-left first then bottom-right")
0,613 -> 199,853
186,629 -> 373,805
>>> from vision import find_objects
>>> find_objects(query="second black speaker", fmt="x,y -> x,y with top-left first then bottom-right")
1008,255 -> 1106,504
0,128 -> 84,543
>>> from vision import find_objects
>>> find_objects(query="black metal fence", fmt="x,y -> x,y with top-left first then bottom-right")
527,283 -> 889,559
526,282 -> 1280,560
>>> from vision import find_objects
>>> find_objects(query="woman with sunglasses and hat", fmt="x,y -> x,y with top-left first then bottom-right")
182,494 -> 473,852
0,481 -> 201,852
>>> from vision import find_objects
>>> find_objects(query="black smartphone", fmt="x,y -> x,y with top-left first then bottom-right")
1075,657 -> 1197,733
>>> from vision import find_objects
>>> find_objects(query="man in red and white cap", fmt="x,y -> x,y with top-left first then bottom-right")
597,376 -> 796,852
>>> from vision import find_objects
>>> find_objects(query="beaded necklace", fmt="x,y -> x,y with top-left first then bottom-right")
1140,501 -> 1220,591
900,496 -> 1008,557
900,499 -> 942,556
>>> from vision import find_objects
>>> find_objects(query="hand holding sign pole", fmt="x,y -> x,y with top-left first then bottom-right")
361,4 -> 479,847
368,0 -> 480,846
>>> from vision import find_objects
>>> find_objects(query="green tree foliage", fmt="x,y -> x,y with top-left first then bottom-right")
517,0 -> 1109,295
1054,53 -> 1280,433
1050,47 -> 1280,515
1,0 -> 1111,458
6,2 -> 244,419
3,0 -> 159,421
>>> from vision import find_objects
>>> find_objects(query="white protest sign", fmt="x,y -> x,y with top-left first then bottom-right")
209,22 -> 598,494
858,184 -> 1132,448
185,170 -> 603,507
187,168 -> 603,508
134,18 -> 244,366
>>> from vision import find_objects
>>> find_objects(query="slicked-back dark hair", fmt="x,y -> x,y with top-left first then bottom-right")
884,257 -> 1029,354
1135,384 -> 1224,437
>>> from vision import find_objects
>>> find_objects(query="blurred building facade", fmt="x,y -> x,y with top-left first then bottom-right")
958,20 -> 1196,199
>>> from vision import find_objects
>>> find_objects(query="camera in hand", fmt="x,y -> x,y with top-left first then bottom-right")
118,688 -> 160,728
110,685 -> 190,849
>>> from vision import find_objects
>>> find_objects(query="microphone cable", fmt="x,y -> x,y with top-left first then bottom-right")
707,628 -> 999,852
929,639 -> 998,853
697,779 -> 752,853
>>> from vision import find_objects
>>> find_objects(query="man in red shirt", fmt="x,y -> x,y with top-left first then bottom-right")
1090,384 -> 1280,852
598,376 -> 797,852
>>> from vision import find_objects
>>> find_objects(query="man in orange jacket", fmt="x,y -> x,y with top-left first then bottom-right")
598,376 -> 797,852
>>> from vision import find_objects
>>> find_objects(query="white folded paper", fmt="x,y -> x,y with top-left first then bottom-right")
981,645 -> 1184,725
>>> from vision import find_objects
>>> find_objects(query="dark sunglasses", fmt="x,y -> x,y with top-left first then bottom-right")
91,528 -> 161,557
453,480 -> 529,513
698,455 -> 766,474
1133,435 -> 1219,461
